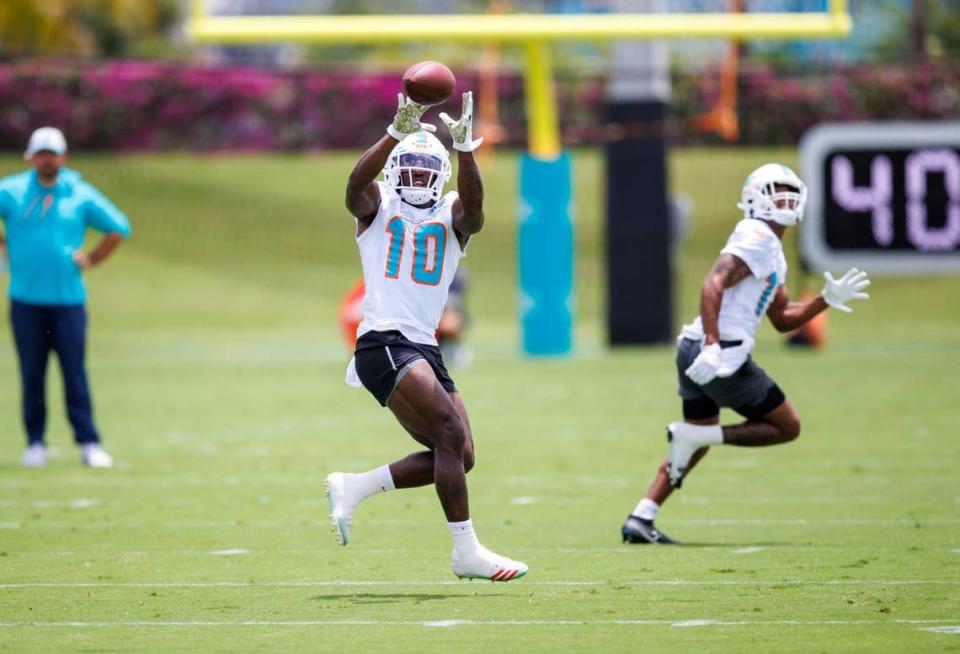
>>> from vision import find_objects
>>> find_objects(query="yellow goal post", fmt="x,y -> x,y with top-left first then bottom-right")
186,0 -> 851,159
186,1 -> 851,355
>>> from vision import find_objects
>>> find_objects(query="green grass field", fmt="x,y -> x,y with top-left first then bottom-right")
0,149 -> 958,652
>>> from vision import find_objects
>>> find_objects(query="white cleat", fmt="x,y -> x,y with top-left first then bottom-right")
667,421 -> 703,488
452,545 -> 528,582
81,444 -> 114,468
324,472 -> 357,547
22,443 -> 47,468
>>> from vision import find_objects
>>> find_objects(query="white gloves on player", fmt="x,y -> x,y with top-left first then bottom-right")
821,268 -> 871,313
386,91 -> 483,152
685,342 -> 722,385
684,269 -> 870,386
387,93 -> 437,141
440,91 -> 483,153
685,336 -> 755,386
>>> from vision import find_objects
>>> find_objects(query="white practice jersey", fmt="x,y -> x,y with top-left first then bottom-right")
681,218 -> 787,344
355,181 -> 465,346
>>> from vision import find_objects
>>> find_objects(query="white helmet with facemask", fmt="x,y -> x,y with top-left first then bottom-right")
737,163 -> 808,226
384,131 -> 452,206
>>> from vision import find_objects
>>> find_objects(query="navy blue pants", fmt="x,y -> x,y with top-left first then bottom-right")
9,301 -> 100,445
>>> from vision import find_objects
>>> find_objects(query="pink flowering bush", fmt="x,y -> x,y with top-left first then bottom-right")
673,60 -> 960,145
0,58 -> 956,151
0,59 -> 524,151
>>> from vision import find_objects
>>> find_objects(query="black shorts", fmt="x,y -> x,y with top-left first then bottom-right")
676,337 -> 785,420
354,330 -> 457,407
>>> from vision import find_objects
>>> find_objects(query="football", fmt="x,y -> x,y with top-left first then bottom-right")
402,61 -> 456,106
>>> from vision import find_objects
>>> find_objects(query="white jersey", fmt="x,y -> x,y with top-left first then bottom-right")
681,218 -> 787,345
355,181 -> 465,346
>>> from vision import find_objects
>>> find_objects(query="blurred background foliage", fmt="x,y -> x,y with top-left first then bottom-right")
0,1 -> 958,152
0,0 -> 180,59
0,1 -> 958,63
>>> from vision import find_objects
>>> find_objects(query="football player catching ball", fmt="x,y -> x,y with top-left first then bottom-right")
326,91 -> 527,582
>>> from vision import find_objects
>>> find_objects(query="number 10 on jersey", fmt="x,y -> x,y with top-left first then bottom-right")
384,216 -> 446,285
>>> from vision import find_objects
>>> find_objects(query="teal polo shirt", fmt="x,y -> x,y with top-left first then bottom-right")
0,168 -> 131,306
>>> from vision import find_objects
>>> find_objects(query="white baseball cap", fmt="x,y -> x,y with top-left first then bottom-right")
24,127 -> 68,159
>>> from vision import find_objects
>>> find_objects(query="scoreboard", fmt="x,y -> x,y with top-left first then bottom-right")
799,122 -> 960,274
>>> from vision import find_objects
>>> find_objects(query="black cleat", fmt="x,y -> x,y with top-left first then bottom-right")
621,515 -> 679,545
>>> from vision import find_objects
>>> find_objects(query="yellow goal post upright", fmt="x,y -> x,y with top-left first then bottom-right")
187,1 -> 851,356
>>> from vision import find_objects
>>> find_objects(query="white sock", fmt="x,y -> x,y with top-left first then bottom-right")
633,498 -> 659,521
690,423 -> 724,446
349,464 -> 395,501
448,519 -> 480,554
376,464 -> 396,492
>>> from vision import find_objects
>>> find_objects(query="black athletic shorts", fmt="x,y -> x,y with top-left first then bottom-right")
676,337 -> 785,420
354,330 -> 457,407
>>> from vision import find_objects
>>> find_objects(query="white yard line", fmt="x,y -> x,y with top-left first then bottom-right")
731,546 -> 765,555
921,626 -> 960,634
0,499 -> 99,509
0,619 -> 955,629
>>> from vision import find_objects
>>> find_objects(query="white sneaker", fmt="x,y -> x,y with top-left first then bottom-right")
325,472 -> 359,546
667,421 -> 708,488
451,545 -> 528,582
22,443 -> 46,468
81,444 -> 114,468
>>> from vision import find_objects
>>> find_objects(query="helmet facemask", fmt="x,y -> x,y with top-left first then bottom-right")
737,164 -> 808,226
384,133 -> 451,206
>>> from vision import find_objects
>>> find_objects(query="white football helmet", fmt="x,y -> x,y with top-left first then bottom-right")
383,131 -> 451,206
737,163 -> 808,226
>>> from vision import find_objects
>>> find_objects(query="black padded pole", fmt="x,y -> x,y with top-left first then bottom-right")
604,3 -> 673,345
604,100 -> 673,345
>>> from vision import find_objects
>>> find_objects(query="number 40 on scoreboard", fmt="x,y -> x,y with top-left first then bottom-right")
799,121 -> 960,275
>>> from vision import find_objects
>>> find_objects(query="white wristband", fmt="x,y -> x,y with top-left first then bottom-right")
452,137 -> 484,153
386,125 -> 407,141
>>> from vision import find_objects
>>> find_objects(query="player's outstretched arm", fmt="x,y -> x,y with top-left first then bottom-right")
441,92 -> 484,241
345,135 -> 393,227
451,150 -> 484,238
346,94 -> 437,230
766,286 -> 828,333
766,268 -> 870,332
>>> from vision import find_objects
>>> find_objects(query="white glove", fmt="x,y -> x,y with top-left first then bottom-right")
685,342 -> 722,385
716,335 -> 754,378
439,91 -> 483,153
386,93 -> 437,141
821,268 -> 871,313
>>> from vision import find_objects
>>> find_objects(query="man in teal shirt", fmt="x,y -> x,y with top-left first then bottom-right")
0,127 -> 131,468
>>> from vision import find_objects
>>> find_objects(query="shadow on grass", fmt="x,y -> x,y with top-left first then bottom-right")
671,541 -> 796,548
310,593 -> 495,605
